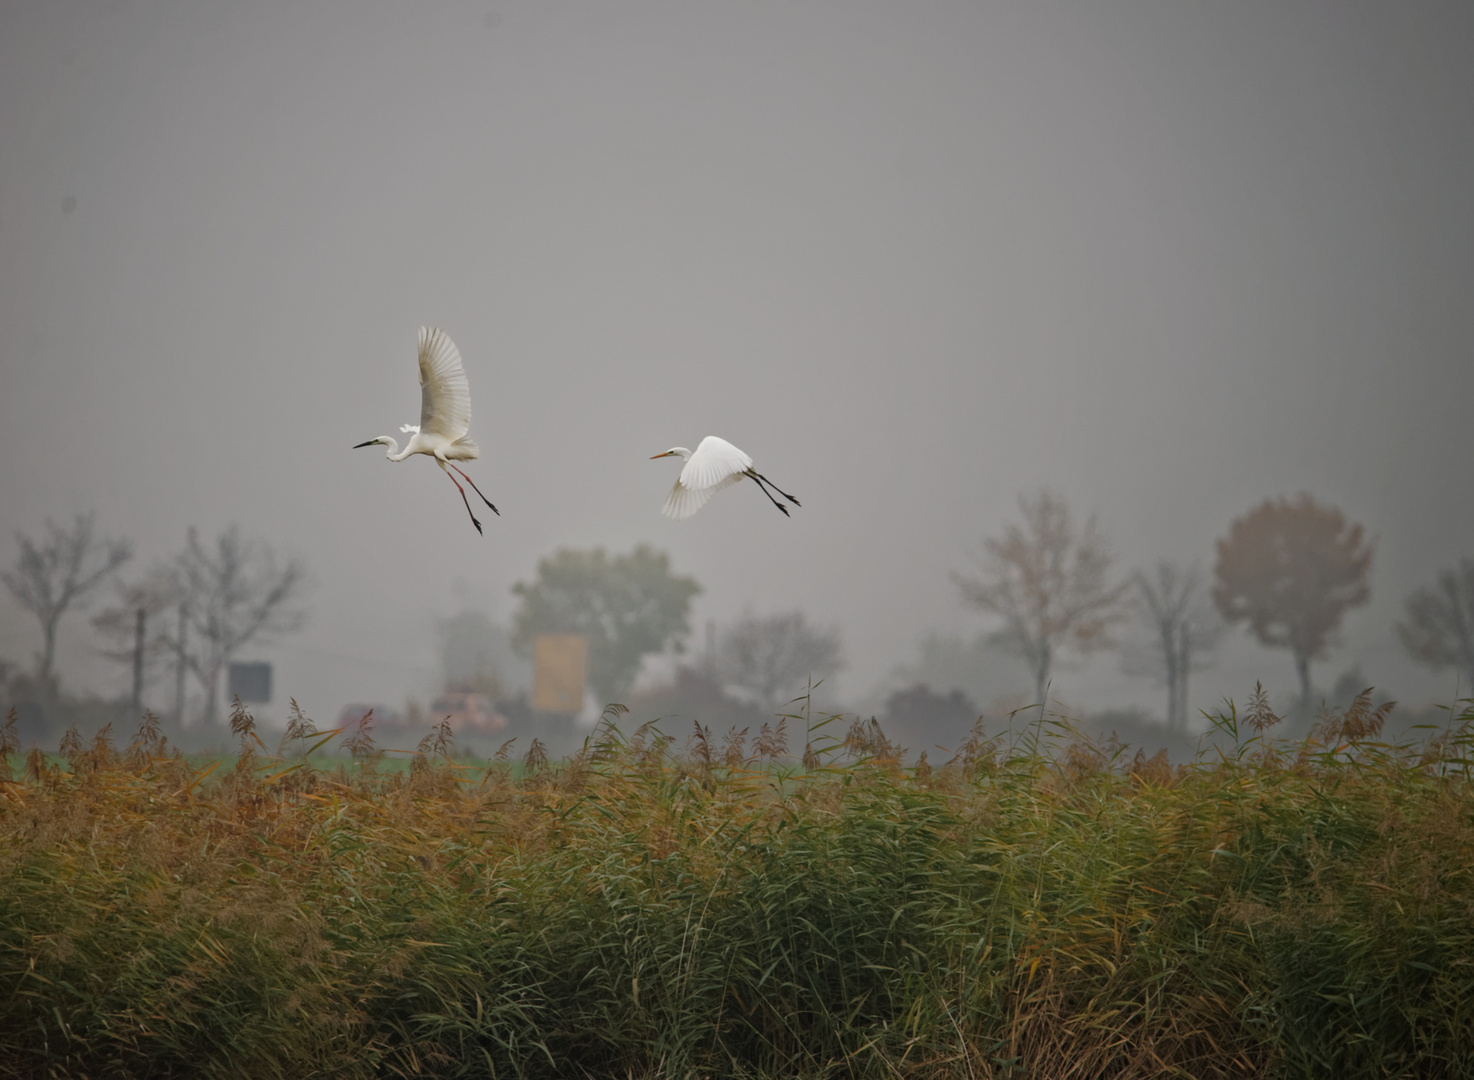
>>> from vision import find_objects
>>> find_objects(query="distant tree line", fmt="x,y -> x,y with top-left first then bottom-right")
2,515 -> 306,730
948,486 -> 1467,731
11,495 -> 1465,747
505,547 -> 845,717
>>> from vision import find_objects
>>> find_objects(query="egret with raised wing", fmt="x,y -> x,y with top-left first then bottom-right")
354,327 -> 499,534
651,436 -> 800,519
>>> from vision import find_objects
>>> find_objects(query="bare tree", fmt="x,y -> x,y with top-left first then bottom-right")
91,566 -> 181,711
1397,557 -> 1474,694
170,525 -> 307,726
1213,494 -> 1373,707
952,489 -> 1129,705
719,610 -> 844,711
2,513 -> 131,689
1122,561 -> 1223,731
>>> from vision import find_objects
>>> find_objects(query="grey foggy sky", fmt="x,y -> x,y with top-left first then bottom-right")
2,1 -> 1471,726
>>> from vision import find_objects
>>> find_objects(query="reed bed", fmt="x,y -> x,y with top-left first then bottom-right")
2,692 -> 1472,1079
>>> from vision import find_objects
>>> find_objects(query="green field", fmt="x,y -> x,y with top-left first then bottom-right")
2,693 -> 1473,1079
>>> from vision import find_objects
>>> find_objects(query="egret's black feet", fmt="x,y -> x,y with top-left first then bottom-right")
750,472 -> 796,516
753,471 -> 800,509
450,464 -> 501,517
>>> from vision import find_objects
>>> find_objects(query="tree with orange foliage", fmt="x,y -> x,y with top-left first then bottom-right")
1212,494 -> 1373,707
953,489 -> 1128,706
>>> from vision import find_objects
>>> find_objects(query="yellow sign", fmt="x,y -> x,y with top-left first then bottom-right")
532,634 -> 587,713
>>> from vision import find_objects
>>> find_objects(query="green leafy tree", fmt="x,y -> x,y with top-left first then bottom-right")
511,545 -> 701,703
1213,494 -> 1373,707
1397,557 -> 1474,693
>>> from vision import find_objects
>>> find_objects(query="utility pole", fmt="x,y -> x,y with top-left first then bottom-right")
1176,624 -> 1192,732
175,602 -> 188,726
131,607 -> 145,712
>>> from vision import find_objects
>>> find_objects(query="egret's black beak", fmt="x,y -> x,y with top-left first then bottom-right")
650,451 -> 672,459
353,440 -> 376,449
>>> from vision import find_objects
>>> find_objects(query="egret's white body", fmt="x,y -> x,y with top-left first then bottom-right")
354,327 -> 499,533
651,436 -> 801,519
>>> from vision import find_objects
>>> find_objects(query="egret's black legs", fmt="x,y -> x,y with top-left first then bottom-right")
442,468 -> 483,534
747,474 -> 791,516
753,471 -> 801,507
449,463 -> 500,516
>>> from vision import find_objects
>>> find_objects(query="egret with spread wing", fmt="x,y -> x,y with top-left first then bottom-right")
651,436 -> 800,519
354,327 -> 499,534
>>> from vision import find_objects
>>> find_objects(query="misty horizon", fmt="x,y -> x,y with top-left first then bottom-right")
3,2 -> 1471,738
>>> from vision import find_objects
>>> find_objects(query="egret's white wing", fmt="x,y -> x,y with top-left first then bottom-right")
681,436 -> 752,491
400,424 -> 420,434
417,327 -> 472,441
660,436 -> 749,519
661,479 -> 716,519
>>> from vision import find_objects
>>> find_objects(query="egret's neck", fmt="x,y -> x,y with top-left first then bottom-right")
378,436 -> 409,461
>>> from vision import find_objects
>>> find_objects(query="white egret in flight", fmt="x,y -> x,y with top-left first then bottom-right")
651,436 -> 801,519
354,327 -> 499,534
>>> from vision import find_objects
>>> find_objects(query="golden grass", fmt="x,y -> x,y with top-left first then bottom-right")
1,692 -> 1472,1078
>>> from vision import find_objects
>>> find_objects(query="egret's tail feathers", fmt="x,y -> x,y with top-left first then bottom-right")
445,437 -> 480,460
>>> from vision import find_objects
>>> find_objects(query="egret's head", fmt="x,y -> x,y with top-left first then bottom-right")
650,447 -> 691,461
353,436 -> 389,449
